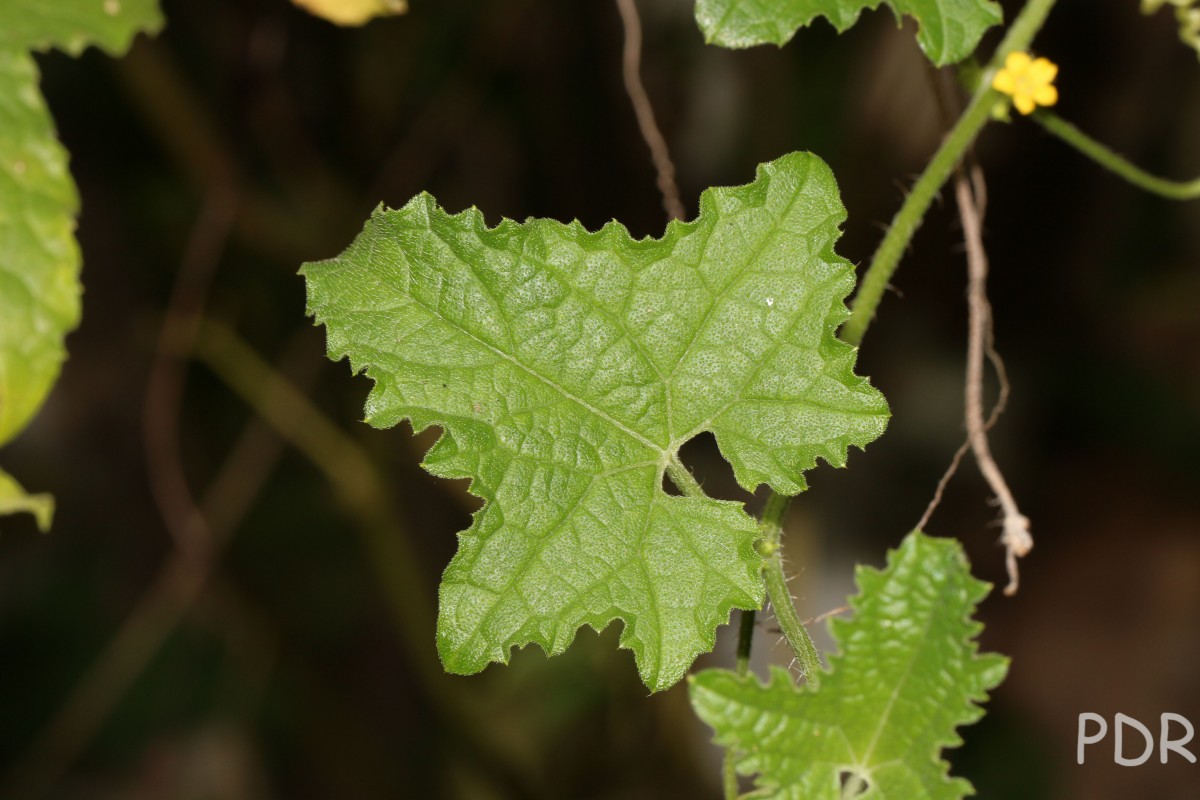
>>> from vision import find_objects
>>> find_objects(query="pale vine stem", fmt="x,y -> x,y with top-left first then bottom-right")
953,168 -> 1032,595
759,492 -> 822,681
910,4 -> 1200,589
914,275 -> 1011,532
615,0 -> 687,221
914,71 -> 1011,535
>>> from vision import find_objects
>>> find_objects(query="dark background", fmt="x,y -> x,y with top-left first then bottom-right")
1,0 -> 1198,797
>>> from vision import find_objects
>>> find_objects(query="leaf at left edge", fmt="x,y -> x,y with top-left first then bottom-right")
0,2 -> 162,515
0,49 -> 80,448
302,152 -> 889,690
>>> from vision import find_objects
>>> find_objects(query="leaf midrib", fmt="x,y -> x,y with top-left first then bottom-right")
855,565 -> 944,774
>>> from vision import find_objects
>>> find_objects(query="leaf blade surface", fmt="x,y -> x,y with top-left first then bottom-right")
304,153 -> 889,689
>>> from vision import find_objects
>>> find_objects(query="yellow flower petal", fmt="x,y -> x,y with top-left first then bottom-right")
1029,58 -> 1058,83
1005,51 -> 1032,73
1033,84 -> 1058,107
992,51 -> 1059,113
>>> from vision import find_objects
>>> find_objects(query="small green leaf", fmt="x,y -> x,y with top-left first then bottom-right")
694,0 -> 1002,66
304,152 -> 889,690
690,531 -> 1008,798
0,466 -> 54,531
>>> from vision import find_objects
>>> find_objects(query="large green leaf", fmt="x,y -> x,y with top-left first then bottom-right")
0,0 -> 161,511
690,531 -> 1008,798
694,0 -> 1002,66
303,152 -> 889,690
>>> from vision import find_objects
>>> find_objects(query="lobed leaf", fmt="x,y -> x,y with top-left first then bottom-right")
303,152 -> 889,690
694,0 -> 1003,66
690,531 -> 1009,798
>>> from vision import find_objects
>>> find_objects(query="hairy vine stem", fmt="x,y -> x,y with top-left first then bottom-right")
759,492 -> 822,681
842,0 -> 1060,346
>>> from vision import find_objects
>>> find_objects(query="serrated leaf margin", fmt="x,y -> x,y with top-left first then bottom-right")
694,0 -> 1003,66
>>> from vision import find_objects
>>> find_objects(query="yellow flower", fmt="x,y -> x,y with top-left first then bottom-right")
992,52 -> 1059,115
291,0 -> 407,26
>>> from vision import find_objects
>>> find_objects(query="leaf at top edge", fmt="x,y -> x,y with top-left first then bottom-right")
0,466 -> 54,531
694,0 -> 1002,66
689,531 -> 1009,799
302,152 -> 889,690
0,0 -> 162,57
